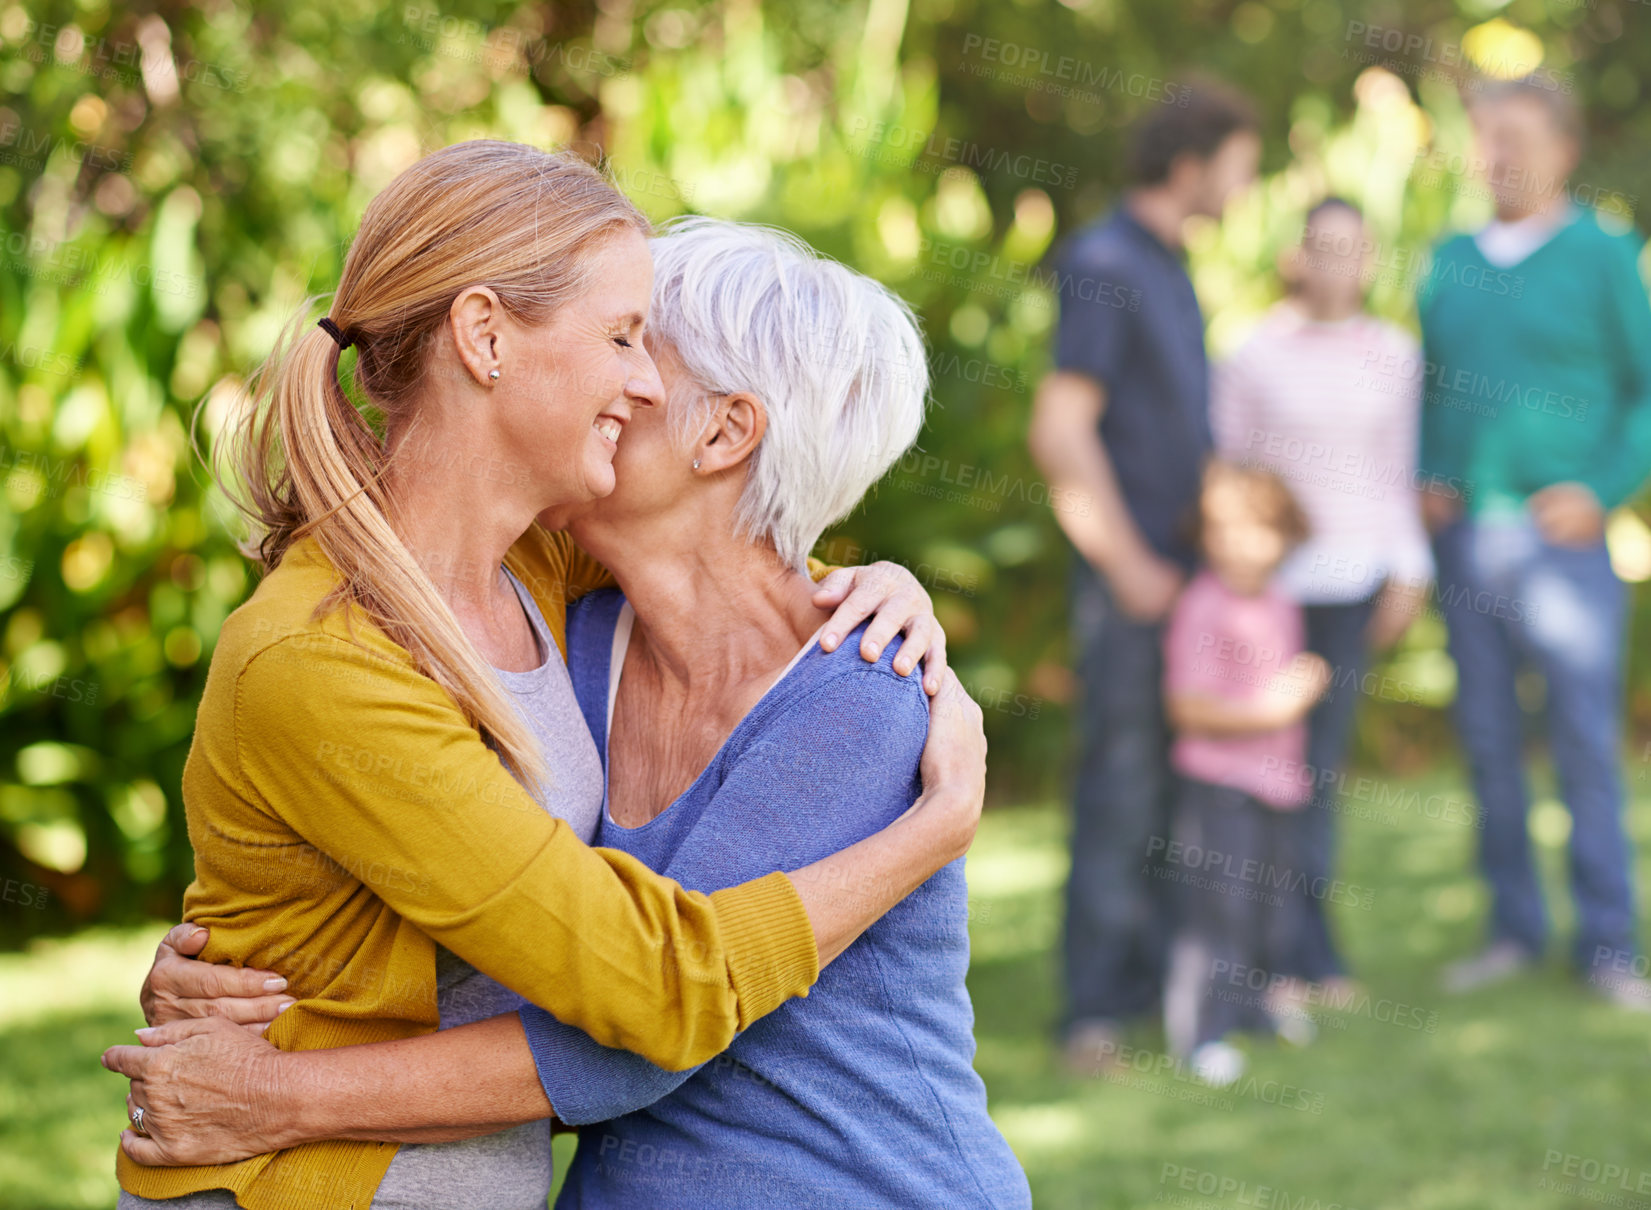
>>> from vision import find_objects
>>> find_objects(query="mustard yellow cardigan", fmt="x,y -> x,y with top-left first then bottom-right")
117,527 -> 820,1209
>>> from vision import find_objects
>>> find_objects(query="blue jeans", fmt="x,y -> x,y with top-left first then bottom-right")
1285,595 -> 1381,981
1432,516 -> 1637,972
1062,564 -> 1176,1028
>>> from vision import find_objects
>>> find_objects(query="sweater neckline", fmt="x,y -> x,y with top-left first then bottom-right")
1460,206 -> 1585,273
600,600 -> 824,834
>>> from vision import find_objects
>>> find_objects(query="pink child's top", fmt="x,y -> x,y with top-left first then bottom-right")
1163,570 -> 1313,809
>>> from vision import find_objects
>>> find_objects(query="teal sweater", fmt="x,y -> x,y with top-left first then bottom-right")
1417,210 -> 1651,513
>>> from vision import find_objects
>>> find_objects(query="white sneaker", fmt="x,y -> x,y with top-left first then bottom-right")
1271,1008 -> 1318,1047
1441,940 -> 1536,994
1189,1040 -> 1246,1088
1587,969 -> 1651,1013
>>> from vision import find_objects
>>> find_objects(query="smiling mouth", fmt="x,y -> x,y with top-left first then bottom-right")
593,417 -> 622,444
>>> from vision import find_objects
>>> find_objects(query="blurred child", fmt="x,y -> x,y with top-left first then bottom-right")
1161,461 -> 1329,1086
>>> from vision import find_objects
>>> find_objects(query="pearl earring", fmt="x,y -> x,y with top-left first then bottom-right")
692,459 -> 701,470
488,369 -> 501,381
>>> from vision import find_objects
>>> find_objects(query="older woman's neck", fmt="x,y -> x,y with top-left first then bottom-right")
593,528 -> 821,686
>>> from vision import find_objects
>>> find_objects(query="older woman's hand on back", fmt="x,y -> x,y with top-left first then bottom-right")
812,561 -> 948,694
140,922 -> 293,1033
907,668 -> 988,862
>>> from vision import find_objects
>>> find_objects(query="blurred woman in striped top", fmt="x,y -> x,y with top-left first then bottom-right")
1211,197 -> 1435,995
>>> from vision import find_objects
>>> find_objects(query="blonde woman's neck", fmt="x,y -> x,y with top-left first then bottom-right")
383,410 -> 539,605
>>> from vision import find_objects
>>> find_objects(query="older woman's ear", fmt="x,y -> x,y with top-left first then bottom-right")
694,391 -> 767,474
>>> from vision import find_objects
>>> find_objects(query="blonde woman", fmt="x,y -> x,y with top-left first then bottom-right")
106,143 -> 983,1209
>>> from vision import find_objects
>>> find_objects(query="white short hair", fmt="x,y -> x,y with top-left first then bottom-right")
647,216 -> 929,570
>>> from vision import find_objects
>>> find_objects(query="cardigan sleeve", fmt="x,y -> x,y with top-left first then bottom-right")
233,634 -> 819,1071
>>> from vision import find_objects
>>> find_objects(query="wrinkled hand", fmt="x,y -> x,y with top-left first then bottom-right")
1529,482 -> 1605,548
1108,547 -> 1184,623
141,923 -> 292,1033
812,561 -> 948,693
103,1016 -> 294,1166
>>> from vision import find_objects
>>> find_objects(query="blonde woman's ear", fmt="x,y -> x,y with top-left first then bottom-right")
447,286 -> 505,388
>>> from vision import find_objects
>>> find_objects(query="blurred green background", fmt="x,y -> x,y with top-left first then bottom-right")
6,0 -> 1649,937
4,0 -> 1651,1206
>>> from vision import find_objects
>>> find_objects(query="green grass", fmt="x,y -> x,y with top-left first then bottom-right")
968,766 -> 1651,1209
5,765 -> 1650,1209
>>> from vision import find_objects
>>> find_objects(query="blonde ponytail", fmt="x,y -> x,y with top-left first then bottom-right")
217,142 -> 649,792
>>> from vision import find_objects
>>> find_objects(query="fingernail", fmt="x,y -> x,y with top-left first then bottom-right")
189,927 -> 208,940
896,659 -> 912,674
866,644 -> 880,658
276,1000 -> 294,1013
264,976 -> 288,992
135,1027 -> 156,1038
822,632 -> 838,649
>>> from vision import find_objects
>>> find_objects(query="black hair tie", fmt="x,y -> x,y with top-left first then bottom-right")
317,316 -> 354,350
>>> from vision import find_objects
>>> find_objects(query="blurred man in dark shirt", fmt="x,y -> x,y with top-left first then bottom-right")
1030,82 -> 1260,1071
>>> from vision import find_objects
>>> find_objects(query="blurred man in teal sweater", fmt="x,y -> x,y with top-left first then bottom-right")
1418,78 -> 1651,1007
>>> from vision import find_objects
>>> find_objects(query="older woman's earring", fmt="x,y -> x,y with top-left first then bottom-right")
488,369 -> 501,381
692,459 -> 701,471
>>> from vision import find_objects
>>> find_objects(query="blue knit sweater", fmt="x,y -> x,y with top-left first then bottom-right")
518,590 -> 1029,1209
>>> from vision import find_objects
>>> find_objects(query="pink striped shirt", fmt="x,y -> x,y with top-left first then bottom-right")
1212,304 -> 1434,605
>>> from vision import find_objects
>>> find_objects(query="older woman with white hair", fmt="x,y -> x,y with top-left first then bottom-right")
107,218 -> 1032,1209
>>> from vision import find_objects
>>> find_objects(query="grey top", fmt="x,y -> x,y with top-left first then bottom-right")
119,567 -> 605,1210
370,567 -> 603,1208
